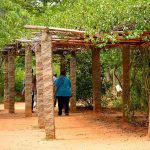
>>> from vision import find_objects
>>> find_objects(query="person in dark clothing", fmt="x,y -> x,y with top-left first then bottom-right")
21,69 -> 37,112
55,70 -> 72,116
32,71 -> 36,112
53,73 -> 58,107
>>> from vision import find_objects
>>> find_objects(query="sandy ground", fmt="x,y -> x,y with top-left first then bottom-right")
0,102 -> 150,150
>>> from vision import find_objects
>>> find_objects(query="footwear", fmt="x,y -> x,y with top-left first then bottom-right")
58,113 -> 62,116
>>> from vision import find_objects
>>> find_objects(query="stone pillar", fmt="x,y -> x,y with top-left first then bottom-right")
25,46 -> 32,117
60,53 -> 65,72
3,53 -> 9,109
70,52 -> 76,112
8,50 -> 15,113
122,45 -> 130,121
92,48 -> 101,112
35,43 -> 45,128
41,30 -> 55,139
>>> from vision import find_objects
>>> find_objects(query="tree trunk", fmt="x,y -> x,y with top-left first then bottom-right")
8,50 -> 15,113
25,47 -> 32,117
92,48 -> 101,112
35,43 -> 45,128
70,52 -> 76,112
41,30 -> 55,139
3,54 -> 9,109
122,45 -> 130,121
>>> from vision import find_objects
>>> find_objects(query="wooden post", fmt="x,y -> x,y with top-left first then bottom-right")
35,43 -> 45,128
3,53 -> 9,109
122,45 -> 130,121
25,46 -> 32,117
60,53 -> 66,72
92,48 -> 101,112
70,52 -> 76,112
41,30 -> 55,139
8,50 -> 15,113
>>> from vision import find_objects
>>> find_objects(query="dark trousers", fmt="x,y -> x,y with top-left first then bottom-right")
32,91 -> 34,111
57,96 -> 70,115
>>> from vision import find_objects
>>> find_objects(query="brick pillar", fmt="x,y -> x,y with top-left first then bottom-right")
25,46 -> 32,117
70,52 -> 76,112
92,48 -> 101,112
8,50 -> 15,113
3,53 -> 9,109
122,45 -> 130,121
35,43 -> 45,128
41,30 -> 55,139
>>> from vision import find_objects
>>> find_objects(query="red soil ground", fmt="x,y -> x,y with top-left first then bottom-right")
0,102 -> 150,150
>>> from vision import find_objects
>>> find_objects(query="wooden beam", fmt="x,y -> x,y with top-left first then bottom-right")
16,39 -> 32,43
25,25 -> 85,34
122,45 -> 130,121
140,41 -> 150,49
92,48 -> 101,112
25,25 -> 49,30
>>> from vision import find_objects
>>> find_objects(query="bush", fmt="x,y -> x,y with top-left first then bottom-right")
112,97 -> 123,110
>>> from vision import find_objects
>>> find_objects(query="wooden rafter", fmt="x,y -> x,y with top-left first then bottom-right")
140,41 -> 150,49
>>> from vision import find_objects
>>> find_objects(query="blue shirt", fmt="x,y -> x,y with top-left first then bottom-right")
55,75 -> 72,97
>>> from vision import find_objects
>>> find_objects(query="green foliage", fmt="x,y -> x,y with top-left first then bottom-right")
0,0 -> 32,47
15,67 -> 24,93
76,51 -> 110,100
111,97 -> 123,110
0,95 -> 3,104
130,48 -> 150,112
0,0 -> 150,48
76,51 -> 92,100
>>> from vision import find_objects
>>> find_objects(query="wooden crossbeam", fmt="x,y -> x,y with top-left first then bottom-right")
25,25 -> 85,34
140,41 -> 150,49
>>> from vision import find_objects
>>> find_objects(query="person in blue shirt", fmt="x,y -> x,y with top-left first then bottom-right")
55,69 -> 72,116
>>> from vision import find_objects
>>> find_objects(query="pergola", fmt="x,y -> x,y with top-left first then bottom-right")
2,25 -> 150,139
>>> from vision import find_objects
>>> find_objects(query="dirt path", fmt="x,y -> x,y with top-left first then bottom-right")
0,102 -> 150,150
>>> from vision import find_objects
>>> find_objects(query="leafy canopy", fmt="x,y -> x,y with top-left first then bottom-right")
0,0 -> 150,48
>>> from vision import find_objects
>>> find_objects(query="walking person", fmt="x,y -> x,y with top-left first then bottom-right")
53,73 -> 58,107
55,70 -> 72,116
32,72 -> 37,112
21,69 -> 37,112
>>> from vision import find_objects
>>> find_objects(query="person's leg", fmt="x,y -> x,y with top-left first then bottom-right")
54,97 -> 57,107
32,91 -> 34,111
64,97 -> 70,115
57,96 -> 63,116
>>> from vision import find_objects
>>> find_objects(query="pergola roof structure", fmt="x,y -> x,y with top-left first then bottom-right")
2,25 -> 150,55
24,25 -> 150,48
2,25 -> 150,139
